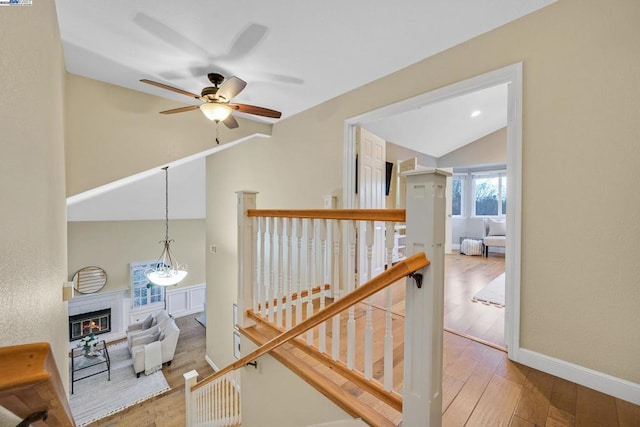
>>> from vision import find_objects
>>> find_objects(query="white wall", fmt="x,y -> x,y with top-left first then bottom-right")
438,127 -> 506,168
0,0 -> 69,403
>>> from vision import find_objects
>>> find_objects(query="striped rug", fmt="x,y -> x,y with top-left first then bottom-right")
69,341 -> 170,426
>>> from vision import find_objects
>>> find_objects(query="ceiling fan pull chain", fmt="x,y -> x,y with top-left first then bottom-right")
216,123 -> 220,145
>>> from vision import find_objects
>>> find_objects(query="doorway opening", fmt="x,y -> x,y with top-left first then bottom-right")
342,63 -> 522,358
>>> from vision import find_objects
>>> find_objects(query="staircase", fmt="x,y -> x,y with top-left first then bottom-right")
244,316 -> 401,426
184,170 -> 449,426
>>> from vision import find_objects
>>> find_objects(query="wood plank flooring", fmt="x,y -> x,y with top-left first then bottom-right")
444,251 -> 506,348
83,300 -> 640,426
87,314 -> 214,427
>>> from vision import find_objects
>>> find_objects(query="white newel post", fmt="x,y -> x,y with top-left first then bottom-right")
402,169 -> 449,427
184,370 -> 198,426
237,191 -> 258,329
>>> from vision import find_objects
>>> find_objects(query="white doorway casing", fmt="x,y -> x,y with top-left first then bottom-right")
343,63 -> 523,360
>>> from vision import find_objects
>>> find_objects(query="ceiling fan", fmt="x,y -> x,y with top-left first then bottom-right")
140,73 -> 282,129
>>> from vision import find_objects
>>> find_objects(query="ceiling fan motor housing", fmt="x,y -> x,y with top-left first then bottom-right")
201,86 -> 220,100
207,73 -> 225,86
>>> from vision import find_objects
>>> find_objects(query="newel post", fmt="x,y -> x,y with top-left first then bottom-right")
402,169 -> 449,427
237,191 -> 258,329
183,370 -> 198,426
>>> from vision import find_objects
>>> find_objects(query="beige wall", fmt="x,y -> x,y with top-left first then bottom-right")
241,339 -> 353,426
438,127 -> 506,168
206,0 -> 640,385
64,74 -> 273,197
0,0 -> 69,400
68,220 -> 206,291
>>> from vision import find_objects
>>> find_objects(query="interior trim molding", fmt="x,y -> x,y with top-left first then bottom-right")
343,62 -> 523,360
518,348 -> 640,406
205,354 -> 220,372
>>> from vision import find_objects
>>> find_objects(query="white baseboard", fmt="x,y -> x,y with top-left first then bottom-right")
205,354 -> 220,372
517,348 -> 640,405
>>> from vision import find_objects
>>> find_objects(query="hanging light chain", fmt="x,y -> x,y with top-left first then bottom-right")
165,166 -> 169,242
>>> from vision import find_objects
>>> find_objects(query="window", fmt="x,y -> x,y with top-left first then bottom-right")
472,171 -> 507,216
451,175 -> 465,216
130,260 -> 165,308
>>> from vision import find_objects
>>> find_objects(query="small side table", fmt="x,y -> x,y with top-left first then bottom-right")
70,340 -> 110,394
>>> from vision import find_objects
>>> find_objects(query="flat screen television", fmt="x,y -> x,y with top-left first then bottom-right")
385,161 -> 394,196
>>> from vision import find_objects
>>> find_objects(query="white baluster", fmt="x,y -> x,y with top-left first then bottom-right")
306,218 -> 315,345
276,217 -> 284,328
318,219 -> 327,353
286,218 -> 293,329
259,217 -> 266,318
253,217 -> 260,314
347,219 -> 357,369
267,217 -> 274,324
331,219 -> 341,361
294,218 -> 303,326
364,220 -> 375,379
384,221 -> 395,391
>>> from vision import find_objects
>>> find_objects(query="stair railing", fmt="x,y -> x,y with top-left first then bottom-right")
0,342 -> 76,426
185,253 -> 429,426
185,169 -> 448,426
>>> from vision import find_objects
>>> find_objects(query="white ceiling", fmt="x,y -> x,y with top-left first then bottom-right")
57,0 -> 555,220
362,84 -> 509,158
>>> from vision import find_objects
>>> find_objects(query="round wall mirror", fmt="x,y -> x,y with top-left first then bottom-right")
72,266 -> 107,294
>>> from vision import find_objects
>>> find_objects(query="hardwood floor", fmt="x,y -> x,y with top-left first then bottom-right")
84,307 -> 640,426
445,251 -> 506,348
88,314 -> 214,427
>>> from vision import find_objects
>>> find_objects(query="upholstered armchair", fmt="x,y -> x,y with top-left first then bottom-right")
126,310 -> 171,350
130,318 -> 180,377
483,217 -> 506,257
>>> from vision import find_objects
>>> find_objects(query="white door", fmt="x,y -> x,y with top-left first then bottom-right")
357,127 -> 385,284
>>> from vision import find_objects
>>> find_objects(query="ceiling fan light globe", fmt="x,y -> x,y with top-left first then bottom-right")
200,103 -> 232,121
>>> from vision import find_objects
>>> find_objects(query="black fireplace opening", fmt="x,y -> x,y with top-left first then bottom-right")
69,308 -> 111,341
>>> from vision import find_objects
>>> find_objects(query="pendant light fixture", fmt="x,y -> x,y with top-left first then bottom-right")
146,166 -> 188,286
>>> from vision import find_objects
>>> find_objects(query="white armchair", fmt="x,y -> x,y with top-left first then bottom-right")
483,217 -> 506,257
126,310 -> 171,350
130,318 -> 180,377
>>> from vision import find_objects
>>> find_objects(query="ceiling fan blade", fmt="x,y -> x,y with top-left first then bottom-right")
216,76 -> 247,102
222,23 -> 268,61
140,79 -> 200,99
230,103 -> 282,119
222,115 -> 239,129
159,105 -> 200,114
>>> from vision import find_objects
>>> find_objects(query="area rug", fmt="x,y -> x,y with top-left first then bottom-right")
472,273 -> 505,307
69,342 -> 170,426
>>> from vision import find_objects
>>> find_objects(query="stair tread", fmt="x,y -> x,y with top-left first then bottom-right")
241,323 -> 401,427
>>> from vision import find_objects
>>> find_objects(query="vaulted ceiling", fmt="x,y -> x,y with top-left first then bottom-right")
57,0 -> 554,219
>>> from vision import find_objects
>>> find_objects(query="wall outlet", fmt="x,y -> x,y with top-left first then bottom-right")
210,245 -> 217,254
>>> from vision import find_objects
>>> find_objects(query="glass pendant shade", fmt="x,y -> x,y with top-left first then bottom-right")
146,167 -> 188,287
200,103 -> 232,121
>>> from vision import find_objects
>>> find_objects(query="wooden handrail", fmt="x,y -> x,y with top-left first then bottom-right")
247,208 -> 406,222
0,342 -> 75,426
192,252 -> 429,392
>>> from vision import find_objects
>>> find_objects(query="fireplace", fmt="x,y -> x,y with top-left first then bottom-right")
69,308 -> 111,341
